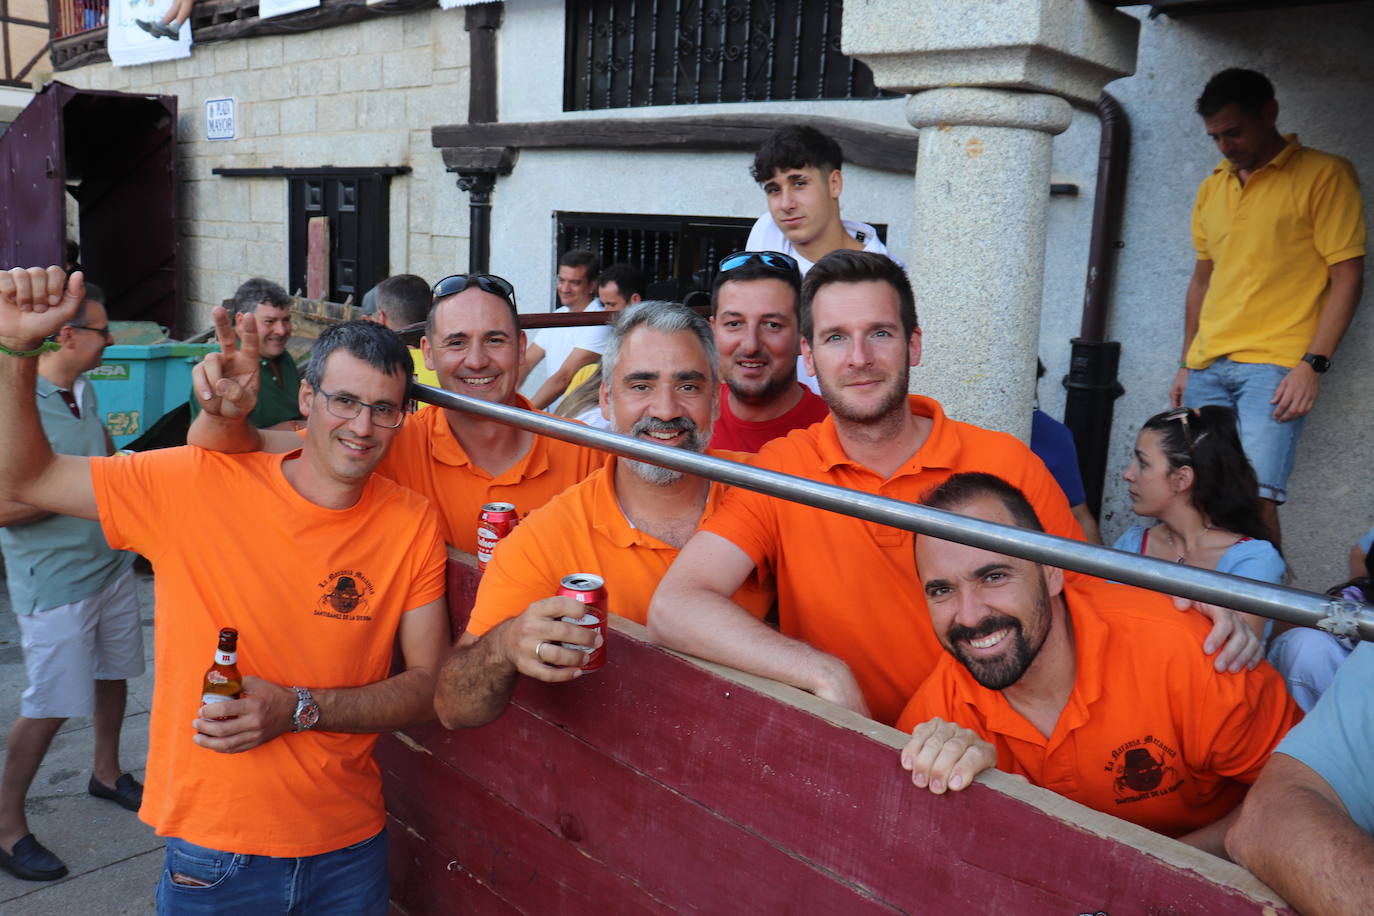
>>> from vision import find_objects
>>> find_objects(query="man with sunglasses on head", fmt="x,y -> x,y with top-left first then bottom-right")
0,267 -> 448,912
190,272 -> 603,555
709,250 -> 829,453
0,282 -> 144,882
650,251 -> 1264,727
434,301 -> 771,728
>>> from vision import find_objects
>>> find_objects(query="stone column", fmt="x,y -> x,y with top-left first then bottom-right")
905,89 -> 1070,438
844,0 -> 1140,439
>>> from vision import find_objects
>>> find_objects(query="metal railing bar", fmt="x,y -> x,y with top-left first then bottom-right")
410,385 -> 1374,641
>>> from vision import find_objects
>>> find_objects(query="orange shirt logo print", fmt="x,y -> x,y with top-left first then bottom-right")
1106,736 -> 1182,805
314,570 -> 376,621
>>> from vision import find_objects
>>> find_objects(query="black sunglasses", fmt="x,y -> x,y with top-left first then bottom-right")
431,274 -> 518,308
717,250 -> 800,276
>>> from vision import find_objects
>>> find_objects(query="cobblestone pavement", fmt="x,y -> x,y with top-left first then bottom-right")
0,567 -> 161,915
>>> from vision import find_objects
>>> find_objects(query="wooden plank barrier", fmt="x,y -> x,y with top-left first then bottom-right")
381,552 -> 1293,915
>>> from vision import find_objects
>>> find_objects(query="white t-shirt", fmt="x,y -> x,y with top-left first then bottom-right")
536,299 -> 610,376
745,214 -> 903,393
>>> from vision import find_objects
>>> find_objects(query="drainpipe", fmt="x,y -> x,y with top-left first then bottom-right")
1063,91 -> 1129,518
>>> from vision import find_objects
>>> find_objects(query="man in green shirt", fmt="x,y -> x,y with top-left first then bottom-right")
190,278 -> 304,429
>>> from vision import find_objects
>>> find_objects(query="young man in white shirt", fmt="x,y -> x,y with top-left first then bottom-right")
746,126 -> 898,392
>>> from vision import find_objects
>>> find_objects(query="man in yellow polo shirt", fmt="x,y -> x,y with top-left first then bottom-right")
1169,69 -> 1365,543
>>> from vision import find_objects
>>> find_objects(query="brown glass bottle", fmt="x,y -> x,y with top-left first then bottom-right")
201,627 -> 242,716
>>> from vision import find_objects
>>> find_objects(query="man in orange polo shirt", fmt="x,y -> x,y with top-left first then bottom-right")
189,273 -> 603,551
896,473 -> 1299,856
650,251 -> 1262,727
0,268 -> 447,912
434,301 -> 769,729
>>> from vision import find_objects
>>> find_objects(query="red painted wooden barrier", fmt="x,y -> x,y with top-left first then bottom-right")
382,554 -> 1292,915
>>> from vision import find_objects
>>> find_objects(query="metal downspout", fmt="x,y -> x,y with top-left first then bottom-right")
1063,92 -> 1129,518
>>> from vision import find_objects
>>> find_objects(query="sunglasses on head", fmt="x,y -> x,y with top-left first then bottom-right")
1161,406 -> 1193,449
717,250 -> 800,276
431,274 -> 518,308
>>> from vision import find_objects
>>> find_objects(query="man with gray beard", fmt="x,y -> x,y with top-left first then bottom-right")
434,301 -> 773,728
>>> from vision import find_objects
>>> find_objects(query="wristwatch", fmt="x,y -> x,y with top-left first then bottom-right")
291,686 -> 320,732
1301,353 -> 1332,373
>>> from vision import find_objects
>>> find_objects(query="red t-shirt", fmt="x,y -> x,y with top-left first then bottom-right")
709,382 -> 830,454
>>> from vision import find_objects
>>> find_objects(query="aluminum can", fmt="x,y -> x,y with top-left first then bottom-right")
476,502 -> 519,572
556,573 -> 607,671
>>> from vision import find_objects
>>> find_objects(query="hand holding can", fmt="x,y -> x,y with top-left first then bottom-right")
556,574 -> 607,671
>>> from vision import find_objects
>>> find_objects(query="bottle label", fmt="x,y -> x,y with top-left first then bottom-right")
201,694 -> 233,705
205,669 -> 229,686
216,651 -> 236,665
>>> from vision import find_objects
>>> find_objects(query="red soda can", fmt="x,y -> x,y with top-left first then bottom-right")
476,502 -> 519,572
556,573 -> 607,671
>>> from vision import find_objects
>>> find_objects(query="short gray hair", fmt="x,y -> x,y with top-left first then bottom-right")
232,277 -> 291,315
601,300 -> 718,385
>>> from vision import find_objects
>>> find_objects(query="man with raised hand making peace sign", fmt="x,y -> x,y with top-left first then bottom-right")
0,266 -> 448,913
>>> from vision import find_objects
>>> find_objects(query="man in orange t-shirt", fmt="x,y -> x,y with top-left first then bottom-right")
0,268 -> 447,913
651,251 -> 1262,728
435,301 -> 767,728
188,273 -> 603,552
649,251 -> 1085,726
895,473 -> 1299,857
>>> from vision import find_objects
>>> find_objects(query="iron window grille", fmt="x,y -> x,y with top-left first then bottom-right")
554,210 -> 886,305
564,0 -> 894,111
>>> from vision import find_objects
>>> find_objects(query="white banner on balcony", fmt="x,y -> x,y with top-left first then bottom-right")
438,0 -> 494,9
108,0 -> 192,66
260,0 -> 320,20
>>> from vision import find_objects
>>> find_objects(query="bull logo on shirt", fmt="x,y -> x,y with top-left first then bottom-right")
1106,736 -> 1183,804
315,571 -> 375,621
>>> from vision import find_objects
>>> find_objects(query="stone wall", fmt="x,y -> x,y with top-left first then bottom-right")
60,10 -> 470,332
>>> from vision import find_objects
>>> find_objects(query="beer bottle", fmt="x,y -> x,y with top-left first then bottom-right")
201,627 -> 242,716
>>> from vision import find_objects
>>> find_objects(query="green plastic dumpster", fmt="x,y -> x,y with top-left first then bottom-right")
85,341 -> 217,448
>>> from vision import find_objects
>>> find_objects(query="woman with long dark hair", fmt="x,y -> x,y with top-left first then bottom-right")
1116,406 -> 1283,637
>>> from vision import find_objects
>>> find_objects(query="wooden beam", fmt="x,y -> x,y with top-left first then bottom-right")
464,2 -> 502,125
433,114 -> 919,174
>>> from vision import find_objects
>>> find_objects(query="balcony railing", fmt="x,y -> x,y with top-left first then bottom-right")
564,0 -> 895,111
48,0 -> 106,38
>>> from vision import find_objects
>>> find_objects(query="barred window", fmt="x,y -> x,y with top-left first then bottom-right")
564,0 -> 894,111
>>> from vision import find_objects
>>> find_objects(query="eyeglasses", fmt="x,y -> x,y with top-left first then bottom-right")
69,325 -> 114,340
312,386 -> 408,429
1161,406 -> 1193,448
717,250 -> 800,276
431,274 -> 518,308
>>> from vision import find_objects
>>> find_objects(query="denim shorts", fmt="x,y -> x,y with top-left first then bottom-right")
1183,357 -> 1303,503
155,828 -> 388,915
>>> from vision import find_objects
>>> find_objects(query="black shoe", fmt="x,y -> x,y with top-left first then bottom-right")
88,773 -> 143,812
0,834 -> 68,881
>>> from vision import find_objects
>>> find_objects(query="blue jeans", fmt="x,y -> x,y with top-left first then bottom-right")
1183,357 -> 1303,503
155,829 -> 388,915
